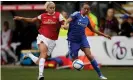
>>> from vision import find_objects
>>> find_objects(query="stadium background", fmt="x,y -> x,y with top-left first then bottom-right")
1,1 -> 133,80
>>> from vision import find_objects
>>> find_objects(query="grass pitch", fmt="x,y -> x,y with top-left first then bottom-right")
1,66 -> 133,80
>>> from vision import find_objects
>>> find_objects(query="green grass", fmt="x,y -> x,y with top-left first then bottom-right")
1,67 -> 133,80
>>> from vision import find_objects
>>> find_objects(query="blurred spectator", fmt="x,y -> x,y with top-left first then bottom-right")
59,11 -> 68,36
121,14 -> 129,22
101,8 -> 119,36
120,15 -> 133,37
128,17 -> 133,37
61,11 -> 68,19
1,21 -> 18,64
99,18 -> 106,33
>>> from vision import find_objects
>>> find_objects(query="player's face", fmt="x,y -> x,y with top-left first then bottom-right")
81,4 -> 90,15
47,3 -> 55,14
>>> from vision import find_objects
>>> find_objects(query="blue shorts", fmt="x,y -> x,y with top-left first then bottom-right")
68,37 -> 90,59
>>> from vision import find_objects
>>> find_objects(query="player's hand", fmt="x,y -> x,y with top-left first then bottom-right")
61,26 -> 67,30
13,16 -> 23,20
62,25 -> 68,30
104,35 -> 111,40
62,24 -> 69,30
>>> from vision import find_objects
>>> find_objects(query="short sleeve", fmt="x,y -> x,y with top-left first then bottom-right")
70,11 -> 79,20
37,14 -> 41,20
59,14 -> 65,22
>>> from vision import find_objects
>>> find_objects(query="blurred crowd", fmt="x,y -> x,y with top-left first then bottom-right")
1,2 -> 133,65
100,8 -> 133,37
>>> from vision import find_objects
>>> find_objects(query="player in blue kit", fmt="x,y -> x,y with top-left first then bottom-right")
63,2 -> 111,80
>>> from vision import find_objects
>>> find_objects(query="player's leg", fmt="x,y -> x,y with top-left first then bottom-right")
37,41 -> 47,80
82,48 -> 100,73
81,38 -> 107,79
23,34 -> 46,65
82,48 -> 107,79
37,38 -> 56,80
22,51 -> 38,65
67,41 -> 80,61
46,40 -> 56,57
24,51 -> 39,64
23,42 -> 47,80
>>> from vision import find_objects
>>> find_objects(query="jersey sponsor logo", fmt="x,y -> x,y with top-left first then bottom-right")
77,22 -> 87,27
43,17 -> 47,18
79,19 -> 81,21
53,16 -> 56,18
43,19 -> 56,24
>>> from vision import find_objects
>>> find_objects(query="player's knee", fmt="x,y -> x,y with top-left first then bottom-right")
85,52 -> 94,61
36,53 -> 47,65
87,55 -> 94,61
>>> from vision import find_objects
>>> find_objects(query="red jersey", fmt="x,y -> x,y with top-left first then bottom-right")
37,12 -> 64,40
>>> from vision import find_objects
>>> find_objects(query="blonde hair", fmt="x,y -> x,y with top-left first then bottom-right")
44,1 -> 55,11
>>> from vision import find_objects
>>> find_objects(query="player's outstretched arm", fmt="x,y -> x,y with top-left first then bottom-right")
13,16 -> 39,23
88,25 -> 111,39
62,17 -> 72,30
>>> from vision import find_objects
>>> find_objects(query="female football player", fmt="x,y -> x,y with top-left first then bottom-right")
14,2 -> 65,80
64,2 -> 111,80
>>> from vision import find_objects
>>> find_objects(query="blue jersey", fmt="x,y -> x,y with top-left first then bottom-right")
67,11 -> 90,42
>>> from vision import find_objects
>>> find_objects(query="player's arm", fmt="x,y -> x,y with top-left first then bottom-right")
62,18 -> 72,30
13,1 -> 49,22
62,11 -> 78,29
88,24 -> 111,39
58,13 -> 68,30
13,16 -> 39,23
13,1 -> 51,23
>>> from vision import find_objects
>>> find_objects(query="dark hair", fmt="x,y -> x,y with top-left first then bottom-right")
106,8 -> 115,17
81,2 -> 89,8
107,8 -> 114,12
4,21 -> 9,28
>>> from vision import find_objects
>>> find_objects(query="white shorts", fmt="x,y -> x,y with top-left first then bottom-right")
36,34 -> 56,56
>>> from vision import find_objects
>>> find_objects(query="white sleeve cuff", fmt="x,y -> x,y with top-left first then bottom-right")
37,14 -> 41,20
59,14 -> 65,22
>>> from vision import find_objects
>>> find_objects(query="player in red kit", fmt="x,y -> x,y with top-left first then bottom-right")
14,2 -> 65,80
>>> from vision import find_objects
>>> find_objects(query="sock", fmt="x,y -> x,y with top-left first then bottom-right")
39,58 -> 45,76
91,59 -> 102,77
28,53 -> 38,63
